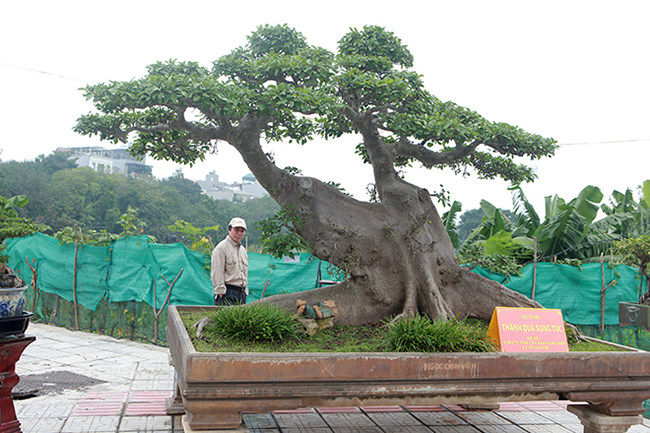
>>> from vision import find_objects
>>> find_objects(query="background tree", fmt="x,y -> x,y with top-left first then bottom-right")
0,156 -> 279,245
614,235 -> 650,304
75,25 -> 557,324
457,207 -> 515,246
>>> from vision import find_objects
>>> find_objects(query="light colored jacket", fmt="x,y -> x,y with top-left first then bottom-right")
210,236 -> 248,296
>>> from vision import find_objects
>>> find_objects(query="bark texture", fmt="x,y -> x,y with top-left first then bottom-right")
220,120 -> 540,325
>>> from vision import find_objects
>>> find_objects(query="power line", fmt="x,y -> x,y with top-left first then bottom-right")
558,139 -> 650,146
0,63 -> 88,84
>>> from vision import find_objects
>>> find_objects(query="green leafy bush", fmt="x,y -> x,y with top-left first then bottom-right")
385,314 -> 496,353
208,303 -> 300,343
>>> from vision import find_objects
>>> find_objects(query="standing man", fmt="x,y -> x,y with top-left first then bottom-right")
211,217 -> 248,306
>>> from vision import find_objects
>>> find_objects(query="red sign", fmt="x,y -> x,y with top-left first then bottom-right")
487,307 -> 568,352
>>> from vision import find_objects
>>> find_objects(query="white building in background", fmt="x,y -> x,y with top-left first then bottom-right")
197,171 -> 268,201
60,146 -> 152,176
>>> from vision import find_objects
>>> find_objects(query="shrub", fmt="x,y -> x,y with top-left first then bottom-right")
385,314 -> 496,353
208,303 -> 299,343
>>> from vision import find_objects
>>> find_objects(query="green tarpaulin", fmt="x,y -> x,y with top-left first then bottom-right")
5,233 -> 644,326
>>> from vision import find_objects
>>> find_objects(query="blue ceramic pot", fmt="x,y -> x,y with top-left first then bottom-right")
0,285 -> 27,318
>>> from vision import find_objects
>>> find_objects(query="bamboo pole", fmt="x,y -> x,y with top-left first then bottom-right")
25,257 -> 40,312
600,253 -> 615,333
73,225 -> 80,330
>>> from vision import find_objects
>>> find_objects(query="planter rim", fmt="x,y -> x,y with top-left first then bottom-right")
0,285 -> 28,293
167,304 -> 650,430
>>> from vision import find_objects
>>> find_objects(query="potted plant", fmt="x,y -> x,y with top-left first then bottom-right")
0,195 -> 47,319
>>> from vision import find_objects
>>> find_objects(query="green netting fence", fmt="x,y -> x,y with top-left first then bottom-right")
5,233 -> 343,344
5,233 -> 648,347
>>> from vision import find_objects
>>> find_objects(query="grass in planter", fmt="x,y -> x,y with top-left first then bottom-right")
209,303 -> 300,343
180,308 -> 627,353
570,340 -> 628,352
182,307 -> 496,353
197,303 -> 387,352
385,314 -> 496,353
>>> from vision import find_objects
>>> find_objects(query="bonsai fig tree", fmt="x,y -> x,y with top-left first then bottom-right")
75,25 -> 557,324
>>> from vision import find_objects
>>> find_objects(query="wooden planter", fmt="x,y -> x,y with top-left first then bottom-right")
166,305 -> 650,432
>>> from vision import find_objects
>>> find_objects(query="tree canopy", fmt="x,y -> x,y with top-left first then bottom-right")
75,24 -> 556,188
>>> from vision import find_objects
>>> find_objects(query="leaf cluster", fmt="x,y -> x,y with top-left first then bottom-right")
0,157 -> 281,247
614,235 -> 650,278
167,220 -> 219,256
53,226 -> 120,247
0,195 -> 49,264
256,204 -> 310,259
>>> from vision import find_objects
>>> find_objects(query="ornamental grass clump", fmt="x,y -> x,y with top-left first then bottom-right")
208,303 -> 300,343
385,314 -> 496,353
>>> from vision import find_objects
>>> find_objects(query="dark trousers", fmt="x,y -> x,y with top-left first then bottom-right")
214,284 -> 247,306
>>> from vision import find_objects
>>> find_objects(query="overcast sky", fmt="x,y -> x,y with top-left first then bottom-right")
2,0 -> 649,213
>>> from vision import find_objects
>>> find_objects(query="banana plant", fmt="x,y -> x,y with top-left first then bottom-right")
457,200 -> 512,256
441,200 -> 462,249
459,185 -> 605,268
508,183 -> 541,238
532,185 -> 603,261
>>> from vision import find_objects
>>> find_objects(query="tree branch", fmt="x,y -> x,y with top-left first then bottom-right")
394,137 -> 480,168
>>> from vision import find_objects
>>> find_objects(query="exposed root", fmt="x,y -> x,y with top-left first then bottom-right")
388,308 -> 417,325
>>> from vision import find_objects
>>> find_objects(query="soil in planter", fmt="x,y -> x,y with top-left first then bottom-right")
180,311 -> 628,354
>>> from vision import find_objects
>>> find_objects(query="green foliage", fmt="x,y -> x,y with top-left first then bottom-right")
441,200 -> 462,248
614,235 -> 650,301
615,235 -> 650,272
167,220 -> 219,255
385,314 -> 496,353
338,25 -> 414,70
0,195 -> 49,264
570,340 -> 629,352
54,207 -> 155,246
0,157 -> 280,246
535,185 -> 603,259
459,184 -> 612,272
35,150 -> 79,174
457,208 -> 487,245
458,242 -> 528,277
256,204 -> 310,259
207,303 -> 300,343
118,206 -> 149,237
75,25 -> 557,188
53,226 -> 119,246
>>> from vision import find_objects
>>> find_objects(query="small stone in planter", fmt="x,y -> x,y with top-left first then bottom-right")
297,316 -> 336,336
295,300 -> 338,319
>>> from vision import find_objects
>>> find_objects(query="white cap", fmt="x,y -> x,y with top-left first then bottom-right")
229,217 -> 247,230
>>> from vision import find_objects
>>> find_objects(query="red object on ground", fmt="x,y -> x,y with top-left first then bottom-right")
0,335 -> 35,433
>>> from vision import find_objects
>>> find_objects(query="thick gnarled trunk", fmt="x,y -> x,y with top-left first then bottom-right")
226,118 -> 539,325
253,171 -> 539,324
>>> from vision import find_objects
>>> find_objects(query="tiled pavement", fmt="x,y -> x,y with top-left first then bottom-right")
10,323 -> 650,433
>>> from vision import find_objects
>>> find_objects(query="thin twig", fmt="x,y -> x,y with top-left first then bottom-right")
153,268 -> 183,344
